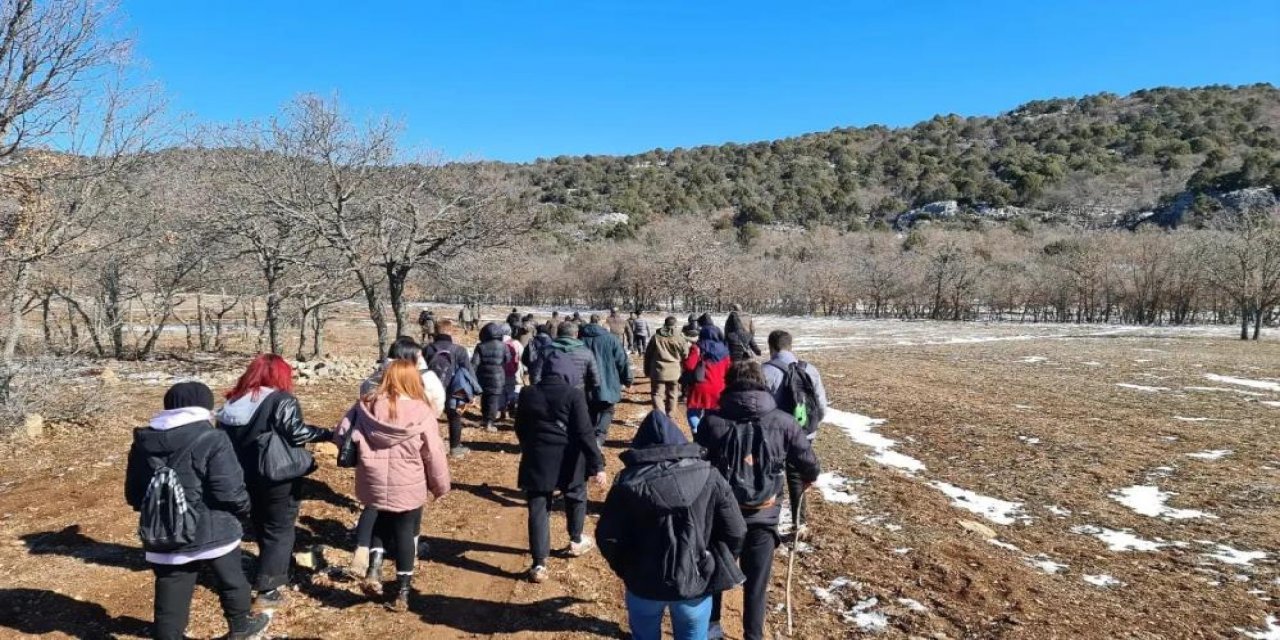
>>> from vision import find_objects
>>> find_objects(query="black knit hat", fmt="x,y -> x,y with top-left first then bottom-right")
163,381 -> 215,411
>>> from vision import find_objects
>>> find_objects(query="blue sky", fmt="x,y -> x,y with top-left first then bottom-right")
124,1 -> 1280,162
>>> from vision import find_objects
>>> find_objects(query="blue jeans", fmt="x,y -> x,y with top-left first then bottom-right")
686,409 -> 705,434
625,591 -> 712,640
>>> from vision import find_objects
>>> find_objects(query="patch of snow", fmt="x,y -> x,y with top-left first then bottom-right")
1046,505 -> 1072,517
897,598 -> 928,613
1262,401 -> 1280,408
1083,574 -> 1123,588
823,408 -> 925,473
815,473 -> 860,504
1111,485 -> 1216,520
892,547 -> 912,555
1204,544 -> 1268,567
988,539 -> 1023,552
1072,525 -> 1169,552
1082,361 -> 1104,367
1025,554 -> 1067,574
1013,404 -> 1035,410
1184,386 -> 1266,397
931,481 -> 1029,525
850,598 -> 889,632
1019,356 -> 1049,364
1186,449 -> 1232,461
1205,374 -> 1280,393
1237,615 -> 1280,640
1018,435 -> 1041,445
1116,383 -> 1169,393
1173,416 -> 1212,422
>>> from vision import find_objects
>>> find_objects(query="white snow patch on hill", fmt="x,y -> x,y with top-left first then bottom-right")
1205,374 -> 1280,392
1111,485 -> 1217,520
1117,383 -> 1169,393
1205,544 -> 1268,567
931,481 -> 1028,525
1186,449 -> 1232,460
1237,615 -> 1280,640
815,473 -> 860,504
823,408 -> 926,473
1072,525 -> 1170,552
1083,574 -> 1123,588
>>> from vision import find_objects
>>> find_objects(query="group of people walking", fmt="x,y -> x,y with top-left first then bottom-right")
125,304 -> 828,640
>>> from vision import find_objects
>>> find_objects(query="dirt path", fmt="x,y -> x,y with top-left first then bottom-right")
0,364 -> 755,639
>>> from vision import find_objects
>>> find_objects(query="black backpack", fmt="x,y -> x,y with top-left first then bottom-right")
718,421 -> 783,510
137,432 -> 210,552
772,361 -> 825,434
426,348 -> 456,390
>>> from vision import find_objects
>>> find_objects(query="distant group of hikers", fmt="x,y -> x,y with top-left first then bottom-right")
126,304 -> 829,640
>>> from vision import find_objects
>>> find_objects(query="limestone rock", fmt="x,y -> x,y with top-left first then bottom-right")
22,414 -> 44,438
957,519 -> 997,539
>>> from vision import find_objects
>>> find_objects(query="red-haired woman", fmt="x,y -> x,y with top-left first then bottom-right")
217,354 -> 332,607
335,360 -> 451,611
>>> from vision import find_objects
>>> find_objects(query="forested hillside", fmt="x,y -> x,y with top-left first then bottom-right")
510,84 -> 1280,233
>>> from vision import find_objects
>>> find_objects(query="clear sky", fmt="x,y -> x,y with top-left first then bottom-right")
123,1 -> 1280,162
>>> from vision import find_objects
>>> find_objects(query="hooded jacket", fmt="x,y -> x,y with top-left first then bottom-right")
695,385 -> 821,527
125,411 -> 250,559
538,336 -> 600,392
683,343 -> 731,411
597,412 -> 747,601
523,331 -> 555,383
472,322 -> 512,394
724,313 -> 761,362
335,395 -> 450,512
217,389 -> 331,486
645,326 -> 691,383
359,357 -> 447,418
515,374 -> 603,492
580,323 -> 633,404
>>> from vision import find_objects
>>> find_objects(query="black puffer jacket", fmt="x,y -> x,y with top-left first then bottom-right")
217,390 -> 331,487
471,322 -> 512,394
515,375 -> 603,492
598,424 -> 747,600
695,385 -> 821,527
125,420 -> 250,555
725,330 -> 762,362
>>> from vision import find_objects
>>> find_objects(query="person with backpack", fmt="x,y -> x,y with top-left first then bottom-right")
418,309 -> 437,343
334,360 -> 451,611
724,311 -> 762,363
472,322 -> 513,432
126,382 -> 272,640
217,355 -> 332,607
580,315 -> 633,447
597,410 -> 747,640
515,369 -> 608,583
644,316 -> 690,416
695,361 -> 821,640
762,330 -> 829,531
523,324 -> 555,385
424,320 -> 475,458
502,325 -> 526,419
683,325 -> 731,434
538,322 -> 601,393
630,311 -> 651,356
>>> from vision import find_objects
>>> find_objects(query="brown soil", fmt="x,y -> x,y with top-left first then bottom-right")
1,317 -> 1278,639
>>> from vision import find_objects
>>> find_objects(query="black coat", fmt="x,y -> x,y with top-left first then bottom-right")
515,375 -> 603,492
597,443 -> 747,601
696,386 -> 821,527
217,391 -> 331,488
725,330 -> 762,362
125,421 -> 250,555
472,323 -> 511,394
424,335 -> 473,373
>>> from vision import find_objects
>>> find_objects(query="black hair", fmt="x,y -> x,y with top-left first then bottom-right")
388,336 -> 422,362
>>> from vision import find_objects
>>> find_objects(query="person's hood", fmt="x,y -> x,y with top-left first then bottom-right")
769,350 -> 799,367
133,420 -> 212,457
150,407 -> 213,431
579,323 -> 608,339
655,327 -> 675,338
532,333 -> 553,346
632,410 -> 687,448
618,448 -> 712,509
549,337 -> 585,352
718,387 -> 779,421
620,442 -> 704,470
351,395 -> 433,449
217,388 -> 277,427
480,322 -> 504,342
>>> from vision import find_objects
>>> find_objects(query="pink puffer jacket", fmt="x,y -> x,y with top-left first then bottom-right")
335,395 -> 450,512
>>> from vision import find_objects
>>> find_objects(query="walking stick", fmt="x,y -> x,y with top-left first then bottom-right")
786,488 -> 808,636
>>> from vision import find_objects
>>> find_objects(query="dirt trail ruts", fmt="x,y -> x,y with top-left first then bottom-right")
0,362 -> 759,639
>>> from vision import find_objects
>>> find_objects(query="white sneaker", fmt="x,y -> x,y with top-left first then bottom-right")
568,535 -> 596,558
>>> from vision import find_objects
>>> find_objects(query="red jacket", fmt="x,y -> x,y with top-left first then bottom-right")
683,345 -> 730,411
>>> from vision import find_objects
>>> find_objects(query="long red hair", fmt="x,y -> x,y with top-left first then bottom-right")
364,360 -> 428,420
227,354 -> 295,401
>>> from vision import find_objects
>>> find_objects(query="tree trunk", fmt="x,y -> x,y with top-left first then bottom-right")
357,273 -> 389,356
1253,307 -> 1264,341
296,306 -> 310,360
387,266 -> 410,339
312,308 -> 325,357
1241,302 -> 1251,341
1,262 -> 31,362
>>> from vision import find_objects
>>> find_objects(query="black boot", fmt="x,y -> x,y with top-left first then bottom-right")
227,612 -> 271,639
362,549 -> 385,597
386,573 -> 412,612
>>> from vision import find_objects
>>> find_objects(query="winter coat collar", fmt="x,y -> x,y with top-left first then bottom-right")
718,387 -> 778,421
549,337 -> 585,352
769,350 -> 799,366
620,443 -> 704,467
217,388 -> 277,427
149,407 -> 213,431
655,327 -> 676,338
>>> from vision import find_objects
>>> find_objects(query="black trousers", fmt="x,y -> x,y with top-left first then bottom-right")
151,547 -> 251,640
369,507 -> 423,574
480,391 -> 505,423
589,400 -> 615,444
526,484 -> 586,566
786,463 -> 808,528
248,479 -> 300,591
446,407 -> 463,449
711,525 -> 777,640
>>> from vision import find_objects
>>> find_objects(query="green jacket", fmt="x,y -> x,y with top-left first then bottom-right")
580,323 -> 633,404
